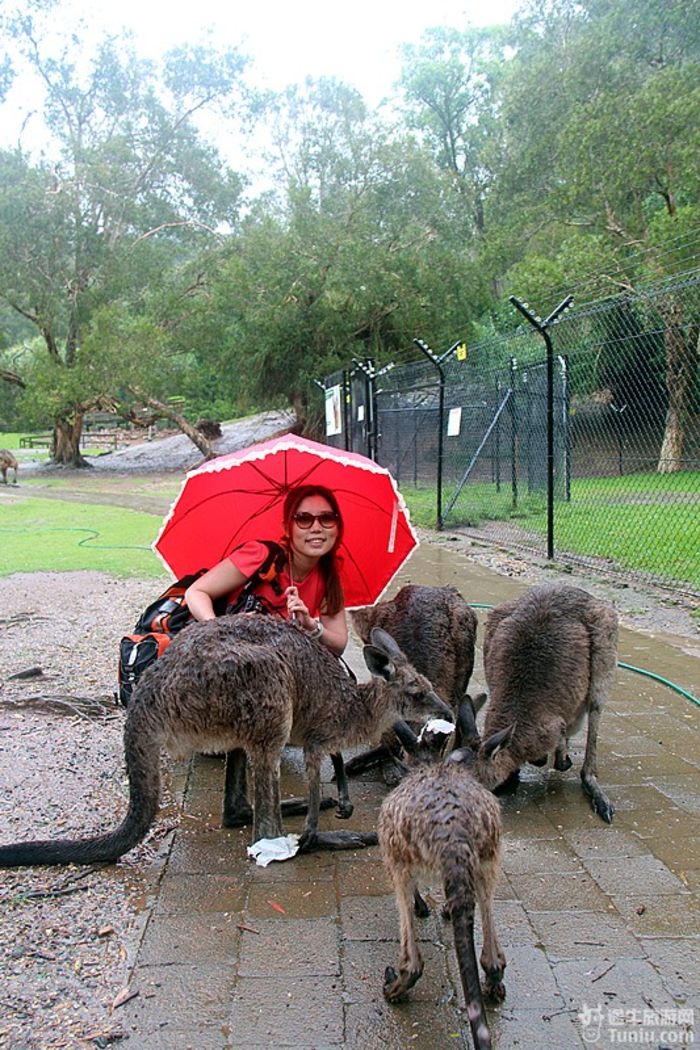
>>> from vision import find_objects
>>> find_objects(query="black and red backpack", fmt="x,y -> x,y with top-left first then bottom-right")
117,541 -> 287,707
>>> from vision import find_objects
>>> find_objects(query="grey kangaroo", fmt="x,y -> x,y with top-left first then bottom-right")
347,584 -> 477,775
379,698 -> 513,1050
478,583 -> 618,823
0,614 -> 452,867
0,449 -> 18,485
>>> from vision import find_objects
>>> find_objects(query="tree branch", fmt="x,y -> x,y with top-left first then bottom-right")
126,388 -> 214,460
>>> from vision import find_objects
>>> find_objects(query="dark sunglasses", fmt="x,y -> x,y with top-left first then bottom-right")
293,511 -> 339,529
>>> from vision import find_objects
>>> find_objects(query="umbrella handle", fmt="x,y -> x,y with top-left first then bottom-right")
288,556 -> 297,622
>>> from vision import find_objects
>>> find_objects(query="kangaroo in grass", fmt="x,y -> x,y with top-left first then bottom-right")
379,698 -> 513,1050
0,614 -> 452,867
347,584 -> 477,776
0,449 -> 18,485
479,583 -> 618,823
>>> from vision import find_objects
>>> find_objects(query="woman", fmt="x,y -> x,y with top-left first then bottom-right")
184,484 -> 348,655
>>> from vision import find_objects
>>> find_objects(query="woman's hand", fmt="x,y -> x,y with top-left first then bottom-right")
286,586 -> 348,656
285,585 -> 315,632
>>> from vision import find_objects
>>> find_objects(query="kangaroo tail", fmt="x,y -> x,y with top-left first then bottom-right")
443,864 -> 492,1050
0,706 -> 161,867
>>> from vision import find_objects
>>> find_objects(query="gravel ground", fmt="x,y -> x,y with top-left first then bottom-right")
0,574 -> 175,1050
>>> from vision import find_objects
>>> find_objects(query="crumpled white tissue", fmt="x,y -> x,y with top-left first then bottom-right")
247,834 -> 300,867
417,718 -> 456,742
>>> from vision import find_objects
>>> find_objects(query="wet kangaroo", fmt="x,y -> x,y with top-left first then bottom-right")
0,614 -> 452,867
479,582 -> 618,822
379,698 -> 513,1050
0,448 -> 18,485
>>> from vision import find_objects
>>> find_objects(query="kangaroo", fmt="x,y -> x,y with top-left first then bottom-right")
478,583 -> 618,823
347,584 -> 477,775
378,698 -> 513,1050
0,449 -> 18,485
0,614 -> 452,867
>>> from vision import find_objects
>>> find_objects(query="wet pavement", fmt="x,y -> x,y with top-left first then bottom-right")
119,548 -> 700,1049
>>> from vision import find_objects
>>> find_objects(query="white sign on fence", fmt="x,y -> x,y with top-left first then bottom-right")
325,385 -> 343,436
447,406 -> 462,437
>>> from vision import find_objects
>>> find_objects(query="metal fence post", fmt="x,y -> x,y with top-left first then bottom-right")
413,338 -> 461,530
509,357 -> 518,510
509,295 -> 574,559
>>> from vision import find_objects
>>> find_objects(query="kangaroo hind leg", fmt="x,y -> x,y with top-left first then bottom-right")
383,865 -> 424,1002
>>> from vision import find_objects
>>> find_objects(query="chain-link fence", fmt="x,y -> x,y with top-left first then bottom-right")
322,271 -> 700,598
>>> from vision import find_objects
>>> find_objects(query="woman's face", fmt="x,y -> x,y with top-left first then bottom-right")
289,494 -> 339,560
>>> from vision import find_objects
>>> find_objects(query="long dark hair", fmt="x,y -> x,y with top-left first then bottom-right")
282,485 -> 345,615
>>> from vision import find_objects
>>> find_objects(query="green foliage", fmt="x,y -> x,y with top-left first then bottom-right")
0,0 -> 697,440
0,19 -> 247,452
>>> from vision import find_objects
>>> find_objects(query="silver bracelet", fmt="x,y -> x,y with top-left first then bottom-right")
308,619 -> 324,640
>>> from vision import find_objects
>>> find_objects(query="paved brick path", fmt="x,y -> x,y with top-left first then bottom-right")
119,595 -> 700,1049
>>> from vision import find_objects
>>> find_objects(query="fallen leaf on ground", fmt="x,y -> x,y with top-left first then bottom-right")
111,987 -> 139,1010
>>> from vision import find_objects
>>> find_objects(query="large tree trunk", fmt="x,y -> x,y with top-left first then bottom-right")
53,414 -> 89,467
657,302 -> 698,474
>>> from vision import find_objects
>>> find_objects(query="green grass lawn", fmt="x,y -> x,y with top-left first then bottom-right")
0,494 -> 168,578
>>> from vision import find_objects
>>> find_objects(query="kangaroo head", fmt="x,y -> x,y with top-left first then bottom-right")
363,629 -> 452,723
449,695 -> 515,775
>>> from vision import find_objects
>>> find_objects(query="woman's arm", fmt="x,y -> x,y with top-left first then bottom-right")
184,560 -> 248,621
318,608 -> 349,656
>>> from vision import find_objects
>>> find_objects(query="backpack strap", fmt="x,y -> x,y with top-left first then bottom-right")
224,540 -> 288,615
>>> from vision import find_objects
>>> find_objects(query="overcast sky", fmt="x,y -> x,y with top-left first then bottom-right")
2,0 -> 521,174
53,0 -> 521,104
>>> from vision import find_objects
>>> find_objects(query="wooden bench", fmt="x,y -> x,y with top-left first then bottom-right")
19,433 -> 53,448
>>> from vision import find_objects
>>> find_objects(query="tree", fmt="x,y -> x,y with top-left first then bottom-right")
490,0 -> 700,470
199,78 -> 491,419
399,25 -> 509,239
0,14 -> 247,463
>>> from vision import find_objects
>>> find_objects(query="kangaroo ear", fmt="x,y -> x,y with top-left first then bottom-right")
369,627 -> 404,661
481,723 -> 516,760
392,719 -> 420,755
456,696 -> 481,749
471,691 -> 488,714
363,644 -> 395,680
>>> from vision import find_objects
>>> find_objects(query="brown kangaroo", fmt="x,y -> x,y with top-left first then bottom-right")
0,449 -> 18,485
379,698 -> 513,1050
0,614 -> 452,867
478,583 -> 618,823
347,584 -> 477,775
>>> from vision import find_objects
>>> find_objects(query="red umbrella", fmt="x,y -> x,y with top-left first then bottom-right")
153,433 -> 418,609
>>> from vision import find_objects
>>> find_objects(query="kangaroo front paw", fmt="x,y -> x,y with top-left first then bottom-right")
335,799 -> 354,820
297,830 -> 319,853
594,796 -> 615,824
